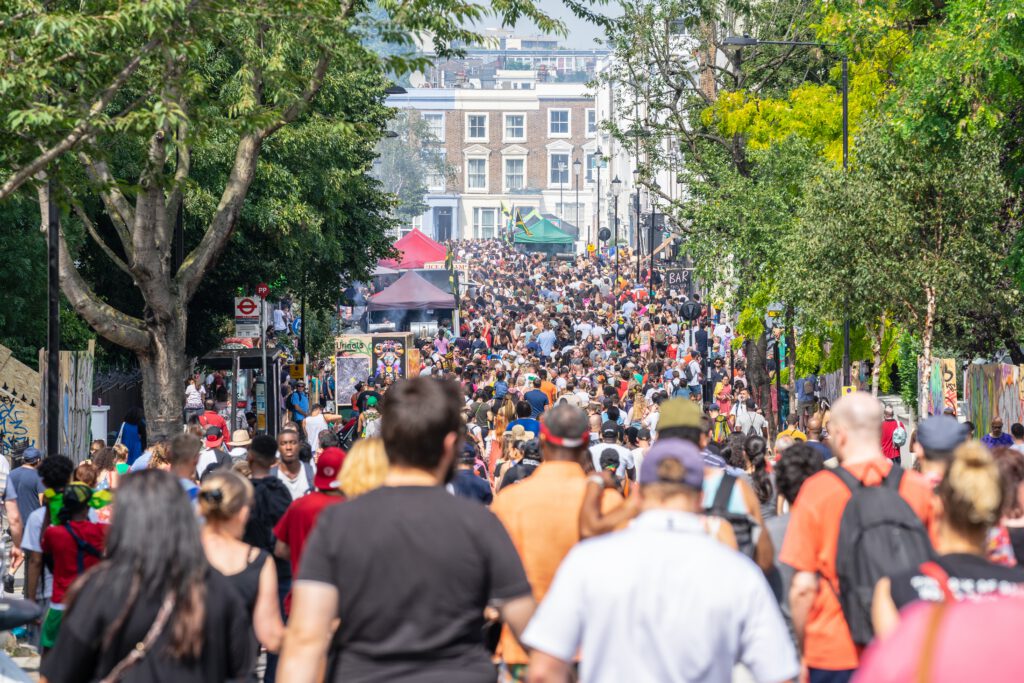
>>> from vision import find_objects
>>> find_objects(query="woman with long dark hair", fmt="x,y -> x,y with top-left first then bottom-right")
743,435 -> 776,521
40,470 -> 253,683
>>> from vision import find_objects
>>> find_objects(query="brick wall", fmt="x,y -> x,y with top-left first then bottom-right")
441,99 -> 594,195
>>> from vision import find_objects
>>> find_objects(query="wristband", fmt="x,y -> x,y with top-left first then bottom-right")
587,475 -> 604,487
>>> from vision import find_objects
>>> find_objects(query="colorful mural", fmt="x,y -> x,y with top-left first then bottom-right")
964,364 -> 1024,432
919,358 -> 957,417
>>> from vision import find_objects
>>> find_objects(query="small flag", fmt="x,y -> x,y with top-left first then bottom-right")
515,209 -> 531,237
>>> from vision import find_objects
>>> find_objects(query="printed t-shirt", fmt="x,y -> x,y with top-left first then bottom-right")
273,491 -> 346,615
41,520 -> 107,604
778,459 -> 935,670
888,552 -> 1024,609
491,461 -> 623,665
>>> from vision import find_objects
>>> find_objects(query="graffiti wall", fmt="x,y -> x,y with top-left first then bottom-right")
919,358 -> 958,418
0,345 -> 40,451
38,342 -> 95,461
964,364 -> 1024,433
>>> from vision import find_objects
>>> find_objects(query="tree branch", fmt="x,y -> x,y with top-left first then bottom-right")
78,153 -> 136,258
66,192 -> 133,279
259,51 -> 331,138
176,133 -> 263,300
0,36 -> 162,201
37,183 -> 149,352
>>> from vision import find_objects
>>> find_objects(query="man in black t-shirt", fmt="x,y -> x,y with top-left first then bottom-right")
280,377 -> 535,683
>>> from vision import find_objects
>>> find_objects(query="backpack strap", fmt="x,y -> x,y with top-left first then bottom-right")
882,463 -> 905,491
919,560 -> 956,602
831,466 -> 863,493
63,523 -> 102,575
708,473 -> 736,516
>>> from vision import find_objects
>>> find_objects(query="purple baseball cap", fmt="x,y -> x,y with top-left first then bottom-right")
639,438 -> 704,489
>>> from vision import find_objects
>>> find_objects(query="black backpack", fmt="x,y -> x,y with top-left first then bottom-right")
704,473 -> 756,558
832,466 -> 934,645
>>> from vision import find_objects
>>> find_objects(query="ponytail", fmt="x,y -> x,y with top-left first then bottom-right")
744,435 -> 773,504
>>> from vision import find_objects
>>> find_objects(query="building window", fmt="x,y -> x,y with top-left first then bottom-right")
423,112 -> 445,141
473,207 -> 498,239
504,158 -> 525,191
466,113 -> 488,141
586,109 -> 597,135
549,153 -> 570,185
427,148 -> 446,191
555,203 -> 584,224
466,158 -> 488,191
585,153 -> 599,183
504,114 -> 525,141
549,109 -> 570,136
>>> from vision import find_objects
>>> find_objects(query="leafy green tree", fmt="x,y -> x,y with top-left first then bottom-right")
798,125 -> 1012,414
0,0 -> 569,440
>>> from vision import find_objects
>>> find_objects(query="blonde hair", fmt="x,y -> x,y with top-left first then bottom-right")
111,443 -> 129,462
198,470 -> 254,523
147,442 -> 170,470
339,438 -> 388,498
938,441 -> 1003,533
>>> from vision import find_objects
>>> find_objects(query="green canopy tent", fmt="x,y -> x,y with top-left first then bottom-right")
513,217 -> 575,254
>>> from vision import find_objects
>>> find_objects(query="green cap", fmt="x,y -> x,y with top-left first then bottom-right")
658,398 -> 704,430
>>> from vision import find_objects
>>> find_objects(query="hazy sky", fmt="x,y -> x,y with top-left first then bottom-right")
501,1 -> 622,49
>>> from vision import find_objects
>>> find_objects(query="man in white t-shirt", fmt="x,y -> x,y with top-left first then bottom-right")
275,429 -> 312,500
588,423 -> 635,480
523,439 -> 798,683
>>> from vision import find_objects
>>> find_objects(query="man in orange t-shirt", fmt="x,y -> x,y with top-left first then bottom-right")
491,403 -> 622,679
538,368 -> 558,406
780,392 -> 934,683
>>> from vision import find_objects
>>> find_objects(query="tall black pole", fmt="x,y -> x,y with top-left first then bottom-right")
648,208 -> 656,292
841,55 -> 851,387
634,187 -> 641,282
46,182 -> 60,456
596,154 -> 601,248
613,193 -> 619,318
775,331 -> 783,431
299,271 -> 307,374
575,166 -> 580,239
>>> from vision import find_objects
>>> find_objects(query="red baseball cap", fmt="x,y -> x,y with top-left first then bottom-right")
314,447 -> 346,491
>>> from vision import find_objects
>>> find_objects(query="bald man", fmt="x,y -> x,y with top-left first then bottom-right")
778,393 -> 935,682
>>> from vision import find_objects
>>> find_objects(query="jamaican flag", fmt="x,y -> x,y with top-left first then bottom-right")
445,245 -> 459,307
514,209 -> 531,237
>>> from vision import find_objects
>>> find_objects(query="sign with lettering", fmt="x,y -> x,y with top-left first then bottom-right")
665,268 -> 692,291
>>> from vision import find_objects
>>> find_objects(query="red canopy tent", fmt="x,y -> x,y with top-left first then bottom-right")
378,228 -> 447,270
368,271 -> 456,311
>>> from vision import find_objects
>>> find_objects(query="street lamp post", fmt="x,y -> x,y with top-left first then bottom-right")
558,163 -> 566,228
573,158 -> 581,241
595,147 -> 603,248
724,34 -> 851,385
611,176 -> 623,317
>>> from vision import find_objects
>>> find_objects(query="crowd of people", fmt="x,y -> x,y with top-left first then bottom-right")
8,240 -> 1024,682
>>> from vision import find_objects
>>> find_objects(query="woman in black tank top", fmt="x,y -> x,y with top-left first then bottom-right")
199,470 -> 285,680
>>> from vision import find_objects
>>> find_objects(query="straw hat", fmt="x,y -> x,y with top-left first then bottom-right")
506,425 -> 536,442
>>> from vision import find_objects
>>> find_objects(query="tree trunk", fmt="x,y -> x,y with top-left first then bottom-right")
747,333 -> 775,437
919,287 -> 937,419
138,310 -> 189,443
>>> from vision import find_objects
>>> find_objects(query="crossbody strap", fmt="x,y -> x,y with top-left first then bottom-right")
99,593 -> 176,683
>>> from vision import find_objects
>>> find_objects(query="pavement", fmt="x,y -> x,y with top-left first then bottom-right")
1,554 -> 40,681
